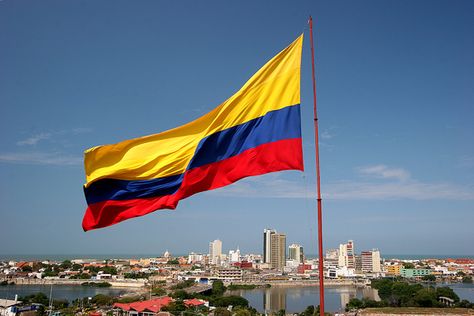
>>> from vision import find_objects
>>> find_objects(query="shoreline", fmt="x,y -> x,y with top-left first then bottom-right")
0,277 -> 146,288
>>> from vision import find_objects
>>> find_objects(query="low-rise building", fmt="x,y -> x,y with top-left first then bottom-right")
400,268 -> 432,278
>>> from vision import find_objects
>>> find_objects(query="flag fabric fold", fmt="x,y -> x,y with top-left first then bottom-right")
82,34 -> 304,231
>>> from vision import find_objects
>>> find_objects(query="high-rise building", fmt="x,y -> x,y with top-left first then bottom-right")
229,248 -> 240,263
288,244 -> 304,264
361,249 -> 381,273
263,229 -> 286,270
270,233 -> 286,270
263,229 -> 276,264
209,239 -> 222,265
338,240 -> 355,268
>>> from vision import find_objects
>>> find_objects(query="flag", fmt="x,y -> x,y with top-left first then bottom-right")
82,34 -> 304,231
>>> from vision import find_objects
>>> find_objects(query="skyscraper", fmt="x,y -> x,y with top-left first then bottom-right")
288,244 -> 304,264
209,239 -> 222,265
263,229 -> 286,270
263,229 -> 276,264
270,232 -> 286,270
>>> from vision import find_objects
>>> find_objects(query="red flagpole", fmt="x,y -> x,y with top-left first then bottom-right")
308,15 -> 325,316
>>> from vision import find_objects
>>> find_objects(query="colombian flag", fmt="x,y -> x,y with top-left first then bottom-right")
82,35 -> 304,231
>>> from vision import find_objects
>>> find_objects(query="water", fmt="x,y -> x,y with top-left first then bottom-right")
0,284 -> 132,302
230,283 -> 474,313
229,286 -> 379,313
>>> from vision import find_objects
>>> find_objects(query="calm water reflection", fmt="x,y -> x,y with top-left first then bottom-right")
230,286 -> 379,313
0,284 -> 131,302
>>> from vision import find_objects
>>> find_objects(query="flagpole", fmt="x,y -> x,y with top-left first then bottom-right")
308,15 -> 325,315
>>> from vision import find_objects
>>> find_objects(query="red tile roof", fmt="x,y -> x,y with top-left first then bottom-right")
184,298 -> 206,307
113,297 -> 173,313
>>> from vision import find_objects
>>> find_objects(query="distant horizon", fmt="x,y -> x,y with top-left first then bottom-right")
1,253 -> 472,262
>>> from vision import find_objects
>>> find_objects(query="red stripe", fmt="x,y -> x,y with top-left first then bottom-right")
82,138 -> 303,231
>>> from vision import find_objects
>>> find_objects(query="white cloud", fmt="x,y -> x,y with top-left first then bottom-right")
207,167 -> 474,201
17,133 -> 51,146
320,130 -> 333,140
0,152 -> 82,166
357,164 -> 411,181
324,180 -> 474,200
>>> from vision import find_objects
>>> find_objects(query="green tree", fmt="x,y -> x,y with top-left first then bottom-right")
212,295 -> 248,308
214,307 -> 232,316
421,274 -> 436,282
413,288 -> 438,307
212,280 -> 226,296
276,309 -> 286,316
72,263 -> 83,271
234,308 -> 252,316
402,262 -> 415,269
91,294 -> 113,306
435,286 -> 460,302
299,305 -> 315,316
19,292 -> 49,306
60,260 -> 72,270
152,286 -> 166,296
170,290 -> 192,300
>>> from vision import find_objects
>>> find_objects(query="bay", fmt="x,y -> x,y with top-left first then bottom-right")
230,283 -> 474,313
0,284 -> 132,302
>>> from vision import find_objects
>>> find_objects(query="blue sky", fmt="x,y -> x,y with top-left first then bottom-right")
1,0 -> 473,257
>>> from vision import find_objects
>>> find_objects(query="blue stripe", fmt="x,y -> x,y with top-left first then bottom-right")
84,174 -> 184,205
188,104 -> 301,169
84,104 -> 301,205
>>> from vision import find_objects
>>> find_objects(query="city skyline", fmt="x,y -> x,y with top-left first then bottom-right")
1,1 -> 473,256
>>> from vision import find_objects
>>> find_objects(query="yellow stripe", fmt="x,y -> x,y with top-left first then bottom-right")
85,34 -> 303,186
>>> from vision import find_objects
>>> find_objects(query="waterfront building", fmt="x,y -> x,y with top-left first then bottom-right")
385,264 -> 401,275
270,232 -> 286,270
400,268 -> 432,278
288,244 -> 304,264
214,267 -> 243,282
209,240 -> 222,265
361,249 -> 381,273
263,229 -> 276,264
338,240 -> 355,268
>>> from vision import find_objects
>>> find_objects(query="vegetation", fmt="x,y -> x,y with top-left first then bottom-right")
211,295 -> 249,308
211,280 -> 226,296
227,284 -> 256,290
298,305 -> 331,316
462,276 -> 472,283
151,286 -> 167,296
81,281 -> 111,287
421,274 -> 436,282
170,279 -> 196,290
402,262 -> 416,269
70,273 -> 91,279
345,278 -> 468,311
167,259 -> 180,265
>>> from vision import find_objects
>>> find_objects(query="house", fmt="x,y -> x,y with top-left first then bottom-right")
113,297 -> 173,316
